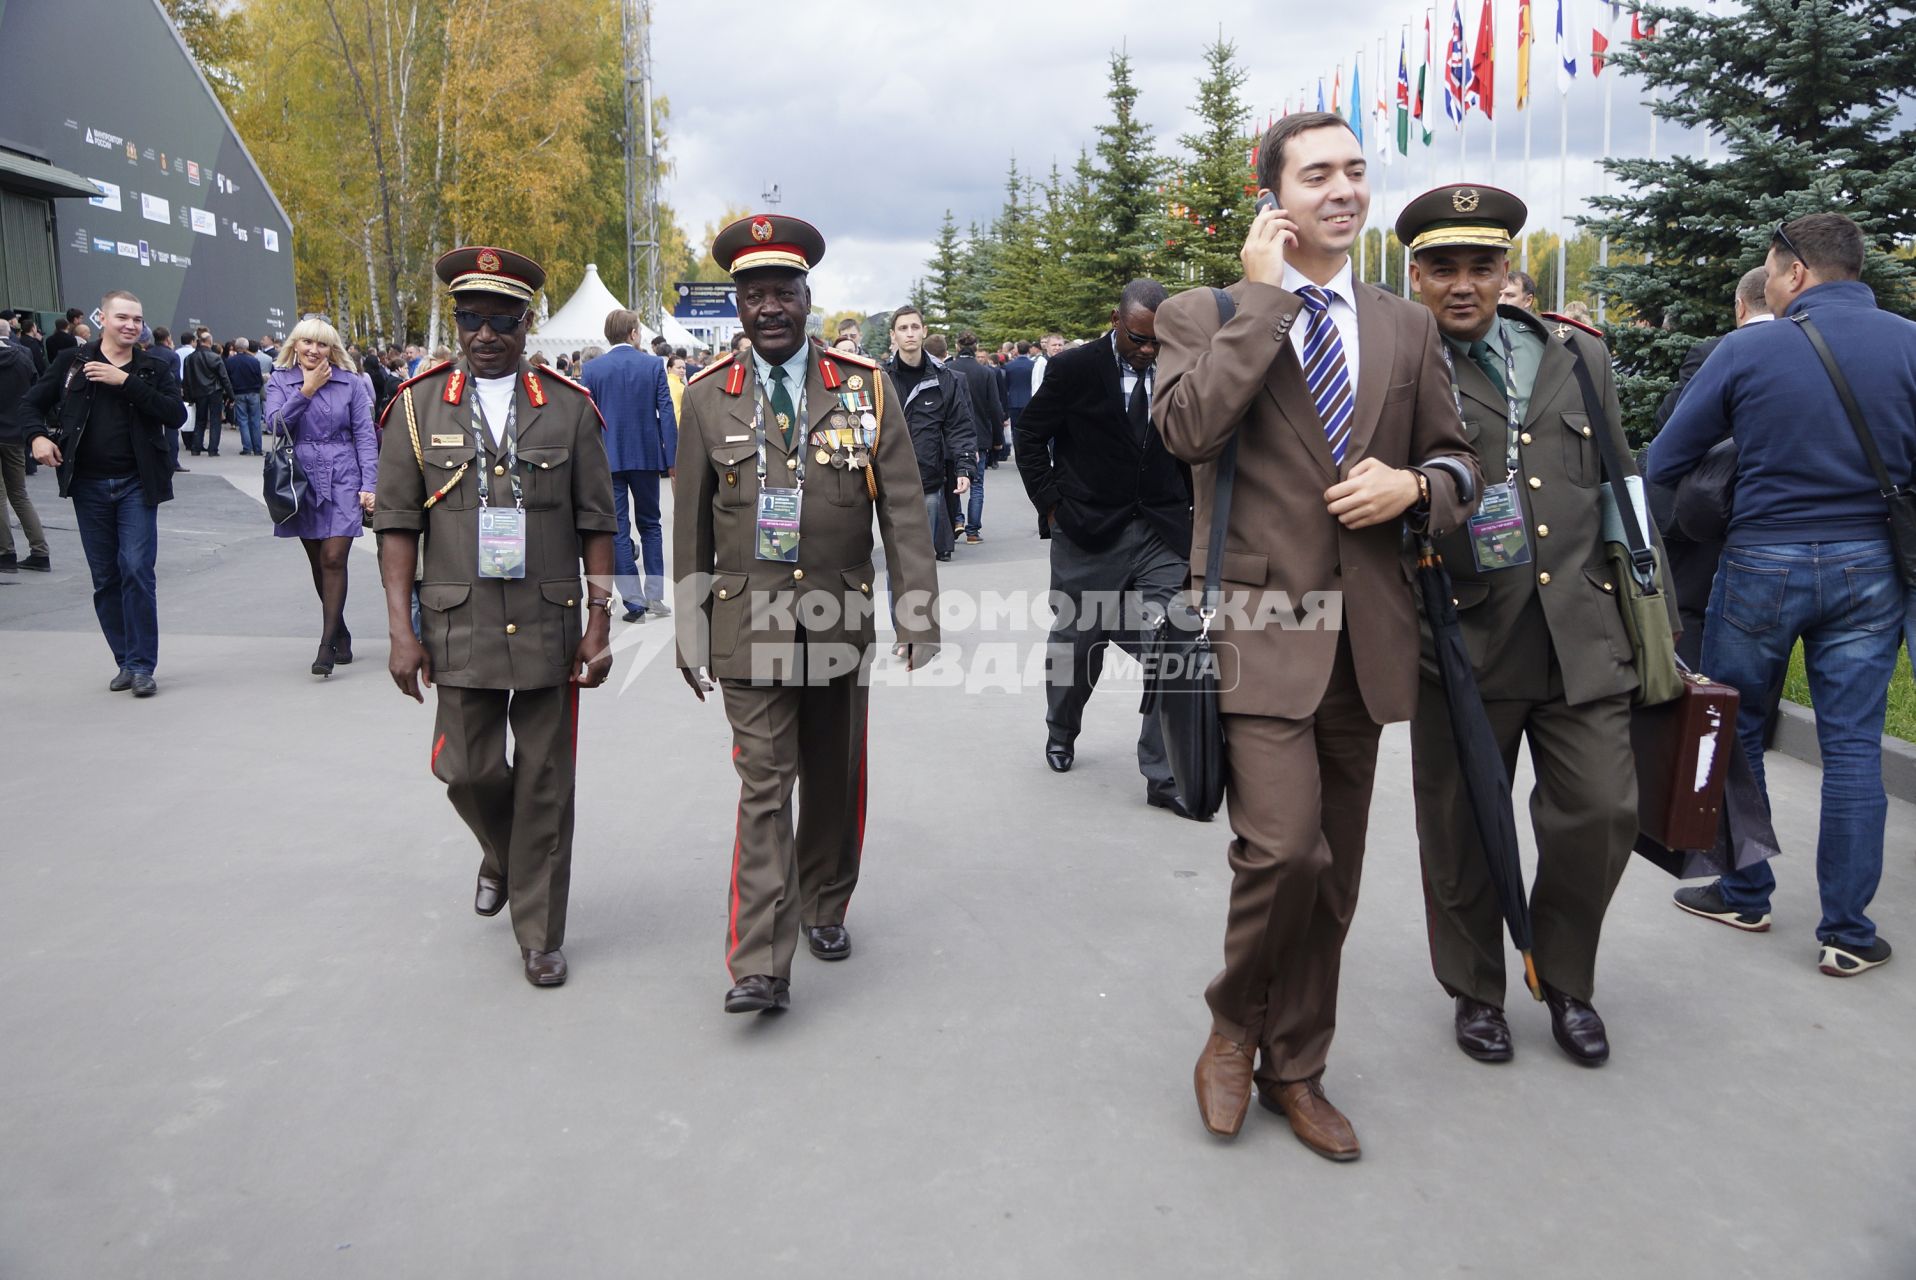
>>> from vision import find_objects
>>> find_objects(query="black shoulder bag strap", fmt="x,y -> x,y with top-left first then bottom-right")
1565,341 -> 1657,590
1794,312 -> 1900,498
1199,287 -> 1241,625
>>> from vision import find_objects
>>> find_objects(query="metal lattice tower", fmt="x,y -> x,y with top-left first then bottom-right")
622,0 -> 662,327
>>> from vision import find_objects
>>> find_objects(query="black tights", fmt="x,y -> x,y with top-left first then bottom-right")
301,536 -> 353,651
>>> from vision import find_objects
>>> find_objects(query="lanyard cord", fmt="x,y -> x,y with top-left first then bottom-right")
471,387 -> 523,508
752,381 -> 806,489
1439,321 -> 1524,483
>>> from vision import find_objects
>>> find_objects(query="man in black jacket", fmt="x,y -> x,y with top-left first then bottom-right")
0,319 -> 50,572
182,328 -> 233,456
882,305 -> 973,562
24,290 -> 187,696
1014,278 -> 1196,817
950,332 -> 1008,541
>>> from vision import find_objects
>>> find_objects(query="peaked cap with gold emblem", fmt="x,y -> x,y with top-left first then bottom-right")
711,213 -> 826,278
435,245 -> 546,304
1395,184 -> 1528,257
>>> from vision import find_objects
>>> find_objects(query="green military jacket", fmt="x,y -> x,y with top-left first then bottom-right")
672,341 -> 940,683
1431,306 -> 1676,705
372,360 -> 616,690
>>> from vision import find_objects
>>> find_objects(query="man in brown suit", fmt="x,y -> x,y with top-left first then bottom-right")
1400,184 -> 1676,1067
373,246 -> 617,989
1154,113 -> 1481,1159
673,214 -> 941,1015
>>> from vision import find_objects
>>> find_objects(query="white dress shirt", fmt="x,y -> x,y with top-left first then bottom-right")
1281,257 -> 1360,388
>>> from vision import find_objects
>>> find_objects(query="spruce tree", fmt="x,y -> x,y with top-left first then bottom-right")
982,161 -> 1050,342
1087,51 -> 1167,300
1165,35 -> 1255,290
922,210 -> 963,334
1589,0 -> 1916,439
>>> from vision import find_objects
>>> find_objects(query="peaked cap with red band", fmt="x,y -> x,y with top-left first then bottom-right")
435,244 -> 545,304
712,213 -> 826,277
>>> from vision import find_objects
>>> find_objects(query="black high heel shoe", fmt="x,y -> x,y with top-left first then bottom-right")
311,644 -> 335,678
331,630 -> 354,665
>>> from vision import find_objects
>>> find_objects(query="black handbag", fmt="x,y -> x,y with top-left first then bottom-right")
262,412 -> 309,525
1793,313 -> 1916,588
1139,288 -> 1239,820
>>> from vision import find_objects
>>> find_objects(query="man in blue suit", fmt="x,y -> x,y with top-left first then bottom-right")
1003,340 -> 1036,444
580,307 -> 678,621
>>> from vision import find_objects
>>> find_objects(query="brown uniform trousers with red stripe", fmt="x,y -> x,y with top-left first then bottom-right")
373,359 -> 616,953
673,342 -> 940,982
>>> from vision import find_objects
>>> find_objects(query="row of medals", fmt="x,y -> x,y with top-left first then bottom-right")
792,384 -> 879,471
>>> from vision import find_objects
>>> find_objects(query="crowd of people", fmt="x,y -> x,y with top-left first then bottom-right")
4,109 -> 1911,1166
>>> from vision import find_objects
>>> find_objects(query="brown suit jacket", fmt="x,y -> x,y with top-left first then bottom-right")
1432,305 -> 1677,706
372,360 -> 617,690
672,341 -> 940,682
1153,278 -> 1480,722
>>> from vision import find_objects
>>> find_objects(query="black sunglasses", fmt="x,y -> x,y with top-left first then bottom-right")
1121,326 -> 1160,349
1771,221 -> 1801,263
453,308 -> 529,335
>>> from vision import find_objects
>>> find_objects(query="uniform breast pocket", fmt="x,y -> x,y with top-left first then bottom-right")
821,462 -> 870,507
710,442 -> 756,508
1560,412 -> 1599,487
421,447 -> 477,510
517,447 -> 571,509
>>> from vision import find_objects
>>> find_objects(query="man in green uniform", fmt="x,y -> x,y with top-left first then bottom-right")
673,214 -> 941,1014
1399,186 -> 1675,1066
373,246 -> 617,989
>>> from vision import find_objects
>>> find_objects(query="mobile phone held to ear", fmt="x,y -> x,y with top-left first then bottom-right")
1255,192 -> 1279,216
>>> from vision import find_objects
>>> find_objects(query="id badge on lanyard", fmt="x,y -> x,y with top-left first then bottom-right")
1441,330 -> 1532,574
473,389 -> 527,579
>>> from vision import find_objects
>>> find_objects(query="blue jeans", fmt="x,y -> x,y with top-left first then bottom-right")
924,490 -> 953,557
611,469 -> 665,612
232,392 -> 263,454
965,464 -> 985,536
1704,540 -> 1903,947
71,474 -> 160,675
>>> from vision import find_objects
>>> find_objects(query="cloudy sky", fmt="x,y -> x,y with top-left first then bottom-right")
653,0 -> 1710,313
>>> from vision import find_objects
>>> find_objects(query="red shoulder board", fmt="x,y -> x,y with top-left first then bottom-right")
532,365 -> 604,429
443,367 -> 467,405
377,360 -> 452,429
1541,311 -> 1604,340
523,369 -> 547,408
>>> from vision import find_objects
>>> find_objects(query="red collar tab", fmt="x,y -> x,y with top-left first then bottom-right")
819,355 -> 842,390
443,368 -> 466,405
524,369 -> 546,407
724,361 -> 747,396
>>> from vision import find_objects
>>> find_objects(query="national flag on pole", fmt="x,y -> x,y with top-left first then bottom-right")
1517,0 -> 1535,109
1592,0 -> 1616,74
1630,8 -> 1656,39
1349,58 -> 1365,145
1444,1 -> 1470,125
1317,78 -> 1326,113
1470,0 -> 1496,118
1396,32 -> 1412,155
1375,42 -> 1393,161
1333,64 -> 1343,118
1555,0 -> 1578,93
1417,9 -> 1436,144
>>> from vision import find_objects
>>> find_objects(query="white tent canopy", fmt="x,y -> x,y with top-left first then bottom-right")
526,263 -> 707,360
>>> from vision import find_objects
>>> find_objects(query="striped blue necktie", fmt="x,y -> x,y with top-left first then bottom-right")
1296,285 -> 1353,465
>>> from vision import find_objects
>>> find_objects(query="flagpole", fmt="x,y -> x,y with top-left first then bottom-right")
1522,83 -> 1533,271
1598,50 -> 1613,322
1489,0 -> 1499,186
1556,72 -> 1568,313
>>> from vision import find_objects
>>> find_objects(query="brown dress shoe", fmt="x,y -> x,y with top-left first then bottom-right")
522,947 -> 567,987
1258,1078 -> 1361,1162
1193,1032 -> 1255,1137
474,876 -> 506,917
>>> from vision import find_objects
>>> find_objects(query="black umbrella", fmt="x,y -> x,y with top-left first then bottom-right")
1415,536 -> 1542,1002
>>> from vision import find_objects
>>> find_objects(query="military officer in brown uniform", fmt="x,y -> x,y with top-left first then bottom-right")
1400,186 -> 1676,1065
373,246 -> 617,989
673,214 -> 941,1014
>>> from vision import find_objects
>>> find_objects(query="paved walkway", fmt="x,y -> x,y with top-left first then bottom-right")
2,455 -> 1911,1278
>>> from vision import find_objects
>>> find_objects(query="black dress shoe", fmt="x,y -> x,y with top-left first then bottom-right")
622,607 -> 646,623
1147,791 -> 1210,822
109,668 -> 134,692
20,553 -> 49,572
522,947 -> 567,986
1542,982 -> 1610,1065
474,875 -> 506,917
1454,996 -> 1514,1062
131,673 -> 157,698
807,924 -> 851,961
1045,741 -> 1074,773
724,974 -> 791,1013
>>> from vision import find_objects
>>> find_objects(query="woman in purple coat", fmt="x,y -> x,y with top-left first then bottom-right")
264,317 -> 378,677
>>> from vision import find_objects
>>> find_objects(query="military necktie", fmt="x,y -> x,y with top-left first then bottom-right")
1296,286 -> 1354,464
1467,338 -> 1508,399
768,364 -> 798,450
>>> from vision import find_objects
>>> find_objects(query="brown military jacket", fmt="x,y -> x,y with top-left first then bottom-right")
1431,305 -> 1678,705
672,341 -> 939,682
372,360 -> 616,690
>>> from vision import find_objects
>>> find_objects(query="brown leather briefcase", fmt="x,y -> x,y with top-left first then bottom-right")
1630,671 -> 1741,851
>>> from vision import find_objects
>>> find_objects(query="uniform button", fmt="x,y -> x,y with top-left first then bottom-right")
505,623 -> 518,635
1520,432 -> 1533,445
1537,523 -> 1550,537
860,582 -> 870,594
565,598 -> 575,607
1582,425 -> 1593,437
1602,581 -> 1615,593
1528,476 -> 1542,489
717,588 -> 729,600
1537,572 -> 1552,586
793,569 -> 805,581
786,457 -> 798,470
494,464 -> 505,476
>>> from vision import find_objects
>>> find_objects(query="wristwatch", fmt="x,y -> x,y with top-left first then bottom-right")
585,597 -> 614,614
